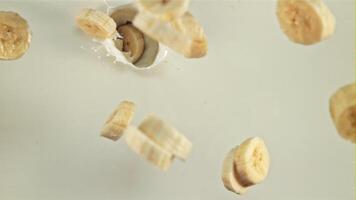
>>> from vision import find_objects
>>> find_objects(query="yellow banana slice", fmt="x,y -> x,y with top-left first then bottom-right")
234,137 -> 270,186
101,101 -> 136,141
138,114 -> 192,160
330,83 -> 356,143
276,0 -> 335,45
117,24 -> 145,63
221,147 -> 248,195
133,11 -> 207,58
124,126 -> 174,171
76,8 -> 116,39
136,0 -> 190,20
0,11 -> 31,60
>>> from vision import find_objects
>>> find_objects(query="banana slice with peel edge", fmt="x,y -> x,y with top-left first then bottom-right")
138,114 -> 192,160
76,8 -> 117,39
0,11 -> 31,60
101,101 -> 136,141
276,0 -> 335,45
136,0 -> 190,21
330,83 -> 356,143
222,137 -> 270,195
133,10 -> 208,58
124,126 -> 174,171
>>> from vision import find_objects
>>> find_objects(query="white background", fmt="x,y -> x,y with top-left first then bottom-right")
0,0 -> 354,199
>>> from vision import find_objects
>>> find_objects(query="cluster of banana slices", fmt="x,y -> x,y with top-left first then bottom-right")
101,101 -> 192,171
276,0 -> 335,45
0,11 -> 31,60
221,137 -> 270,195
330,83 -> 356,143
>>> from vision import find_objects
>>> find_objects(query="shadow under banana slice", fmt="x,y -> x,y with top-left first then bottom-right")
0,11 -> 31,60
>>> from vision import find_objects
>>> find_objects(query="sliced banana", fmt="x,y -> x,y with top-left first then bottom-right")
117,24 -> 145,63
136,0 -> 190,20
276,0 -> 335,45
330,83 -> 356,143
133,11 -> 207,58
0,11 -> 31,60
138,114 -> 192,160
234,137 -> 270,186
221,147 -> 248,195
124,126 -> 174,171
76,8 -> 116,39
101,101 -> 136,141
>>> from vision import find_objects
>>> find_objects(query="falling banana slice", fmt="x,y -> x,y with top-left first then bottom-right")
117,24 -> 145,63
0,11 -> 31,60
133,10 -> 207,58
76,8 -> 116,39
221,147 -> 247,195
330,83 -> 356,143
138,114 -> 192,160
136,0 -> 190,20
101,101 -> 136,141
221,137 -> 270,195
276,0 -> 335,45
234,137 -> 270,186
124,126 -> 174,171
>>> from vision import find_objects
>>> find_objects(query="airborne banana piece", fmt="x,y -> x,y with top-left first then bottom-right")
117,24 -> 145,63
133,11 -> 207,58
101,101 -> 136,141
76,8 -> 116,39
330,83 -> 356,143
136,0 -> 190,21
0,11 -> 31,60
124,126 -> 174,171
276,0 -> 335,45
138,114 -> 192,160
221,147 -> 247,195
234,137 -> 270,186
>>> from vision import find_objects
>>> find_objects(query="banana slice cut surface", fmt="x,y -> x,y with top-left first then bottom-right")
330,83 -> 356,143
276,0 -> 335,45
0,11 -> 31,60
101,101 -> 136,141
77,8 -> 116,39
138,114 -> 192,160
136,0 -> 190,20
117,24 -> 145,63
124,126 -> 174,171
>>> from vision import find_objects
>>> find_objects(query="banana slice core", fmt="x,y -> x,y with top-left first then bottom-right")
117,24 -> 145,63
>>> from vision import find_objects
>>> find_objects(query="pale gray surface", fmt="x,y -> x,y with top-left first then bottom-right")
0,0 -> 354,200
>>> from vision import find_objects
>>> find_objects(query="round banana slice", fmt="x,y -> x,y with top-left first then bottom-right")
117,24 -> 145,63
276,0 -> 335,45
101,101 -> 136,141
221,147 -> 248,195
136,0 -> 190,20
124,126 -> 174,171
76,8 -> 116,39
234,137 -> 270,186
138,114 -> 192,161
133,10 -> 207,58
330,83 -> 356,143
0,11 -> 31,60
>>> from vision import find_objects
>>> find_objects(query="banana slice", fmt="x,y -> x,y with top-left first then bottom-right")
133,11 -> 207,58
221,147 -> 247,195
234,137 -> 270,186
276,0 -> 335,45
136,0 -> 190,20
76,8 -> 116,39
138,114 -> 192,160
330,83 -> 356,143
0,11 -> 31,60
124,126 -> 174,171
101,101 -> 136,141
117,24 -> 145,63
